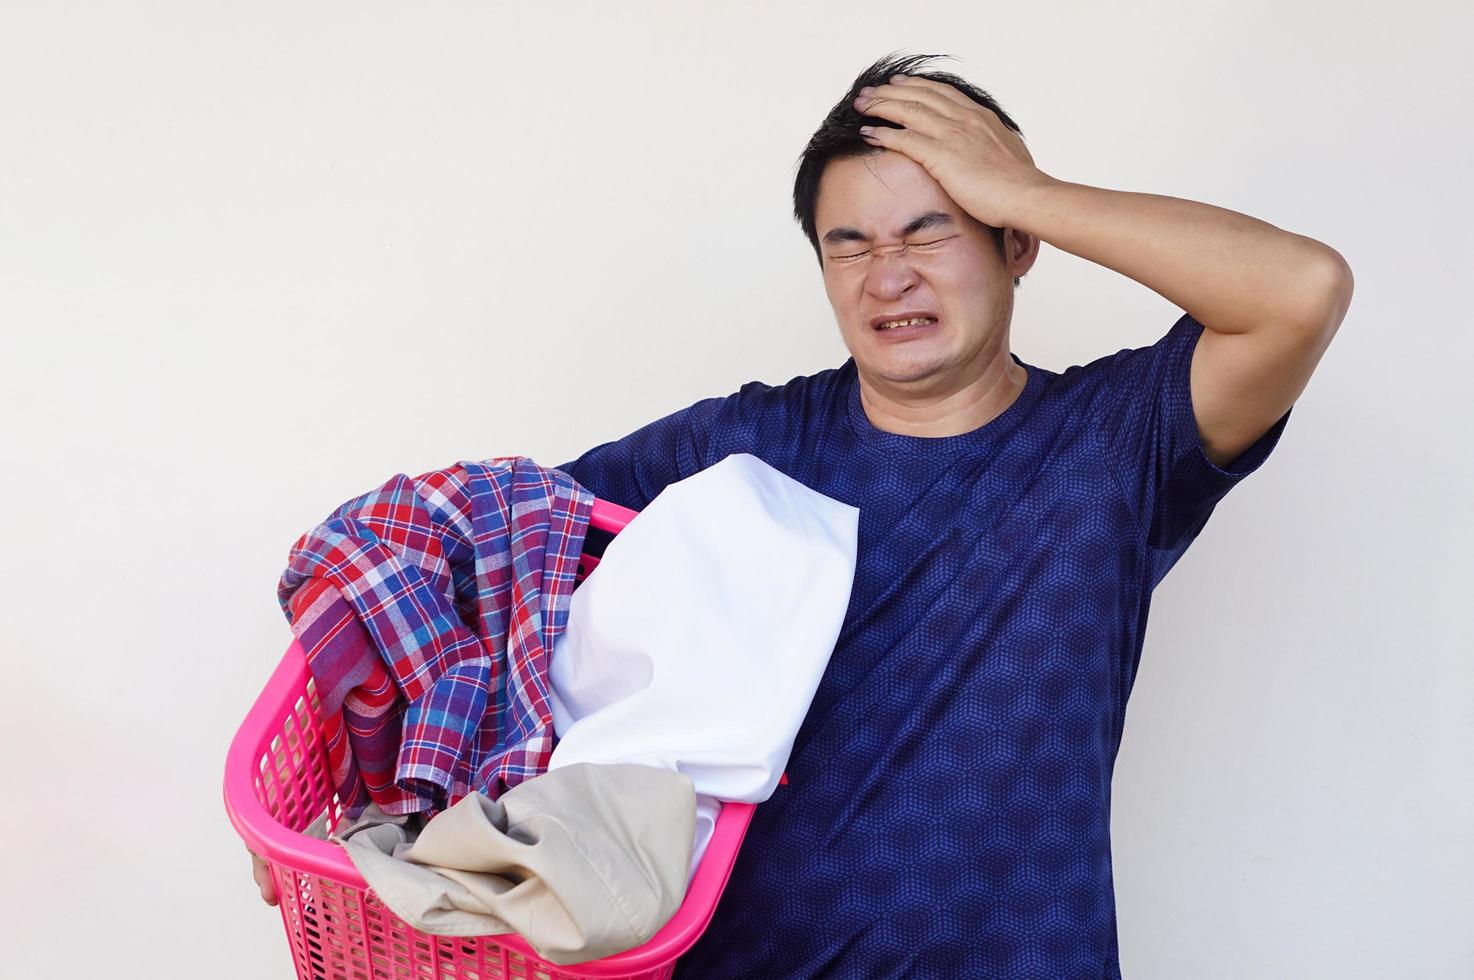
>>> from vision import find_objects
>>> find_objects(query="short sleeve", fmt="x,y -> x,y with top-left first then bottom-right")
552,394 -> 728,513
1086,312 -> 1293,585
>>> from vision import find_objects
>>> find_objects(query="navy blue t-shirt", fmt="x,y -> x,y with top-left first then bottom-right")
556,312 -> 1291,979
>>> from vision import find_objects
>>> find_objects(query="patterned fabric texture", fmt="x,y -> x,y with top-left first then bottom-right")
277,457 -> 593,817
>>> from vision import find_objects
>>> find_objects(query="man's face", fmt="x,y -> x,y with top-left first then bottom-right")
814,148 -> 1019,391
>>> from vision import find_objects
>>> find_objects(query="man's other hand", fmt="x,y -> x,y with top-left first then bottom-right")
248,846 -> 278,906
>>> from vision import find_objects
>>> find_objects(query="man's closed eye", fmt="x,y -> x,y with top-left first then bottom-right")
834,237 -> 955,261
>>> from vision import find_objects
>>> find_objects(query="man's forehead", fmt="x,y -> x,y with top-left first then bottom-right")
815,153 -> 961,243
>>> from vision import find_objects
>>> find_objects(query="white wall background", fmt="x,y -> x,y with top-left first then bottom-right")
2,1 -> 1470,976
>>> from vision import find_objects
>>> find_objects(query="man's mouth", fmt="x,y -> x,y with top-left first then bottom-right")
874,316 -> 938,331
870,313 -> 941,344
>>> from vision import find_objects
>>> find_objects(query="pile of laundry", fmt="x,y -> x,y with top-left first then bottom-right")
276,452 -> 859,965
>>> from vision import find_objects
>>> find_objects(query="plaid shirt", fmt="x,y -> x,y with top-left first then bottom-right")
276,457 -> 592,817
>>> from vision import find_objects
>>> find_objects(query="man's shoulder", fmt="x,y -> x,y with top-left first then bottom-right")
710,360 -> 852,417
1043,315 -> 1203,397
1040,346 -> 1123,394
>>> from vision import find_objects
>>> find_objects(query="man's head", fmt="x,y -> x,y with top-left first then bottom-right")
793,53 -> 1039,391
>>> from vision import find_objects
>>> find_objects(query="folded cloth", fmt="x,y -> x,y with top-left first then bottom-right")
334,762 -> 697,965
277,457 -> 593,817
546,452 -> 859,873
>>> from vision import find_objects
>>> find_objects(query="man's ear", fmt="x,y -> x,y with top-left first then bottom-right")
1005,227 -> 1041,279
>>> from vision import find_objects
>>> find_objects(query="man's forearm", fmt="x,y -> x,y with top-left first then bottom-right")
1005,177 -> 1353,336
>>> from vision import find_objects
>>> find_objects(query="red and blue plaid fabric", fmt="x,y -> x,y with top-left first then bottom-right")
276,457 -> 593,817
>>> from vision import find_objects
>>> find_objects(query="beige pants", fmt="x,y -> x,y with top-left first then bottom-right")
326,762 -> 697,965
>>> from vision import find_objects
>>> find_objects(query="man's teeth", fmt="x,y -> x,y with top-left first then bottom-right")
877,317 -> 937,330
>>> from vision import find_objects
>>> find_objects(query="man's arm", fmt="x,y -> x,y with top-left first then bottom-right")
852,74 -> 1354,468
1004,179 -> 1353,468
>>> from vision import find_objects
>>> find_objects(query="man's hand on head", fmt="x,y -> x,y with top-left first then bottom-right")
853,73 -> 1052,230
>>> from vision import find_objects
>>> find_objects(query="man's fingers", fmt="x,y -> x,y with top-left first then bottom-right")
856,81 -> 965,126
858,123 -> 906,153
887,73 -> 977,112
855,95 -> 950,137
877,76 -> 1035,166
249,847 -> 278,906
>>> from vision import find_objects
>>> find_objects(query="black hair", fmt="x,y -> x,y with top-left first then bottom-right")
792,51 -> 1027,287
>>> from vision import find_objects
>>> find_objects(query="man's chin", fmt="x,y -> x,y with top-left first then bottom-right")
864,353 -> 953,387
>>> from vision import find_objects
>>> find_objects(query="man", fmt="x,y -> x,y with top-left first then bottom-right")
553,52 -> 1352,978
251,52 -> 1351,976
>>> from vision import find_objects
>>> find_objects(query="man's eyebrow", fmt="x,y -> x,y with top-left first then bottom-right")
820,210 -> 955,246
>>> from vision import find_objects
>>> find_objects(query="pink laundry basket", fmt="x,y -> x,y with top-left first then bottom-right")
224,496 -> 761,980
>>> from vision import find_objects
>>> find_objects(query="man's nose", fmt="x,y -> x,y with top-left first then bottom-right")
864,246 -> 922,298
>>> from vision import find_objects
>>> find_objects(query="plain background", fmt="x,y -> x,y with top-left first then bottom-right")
2,1 -> 1470,976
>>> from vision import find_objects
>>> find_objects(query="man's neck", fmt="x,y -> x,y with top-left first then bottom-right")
856,354 -> 1029,439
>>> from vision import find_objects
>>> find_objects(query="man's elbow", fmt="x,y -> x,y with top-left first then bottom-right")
1288,244 -> 1355,338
